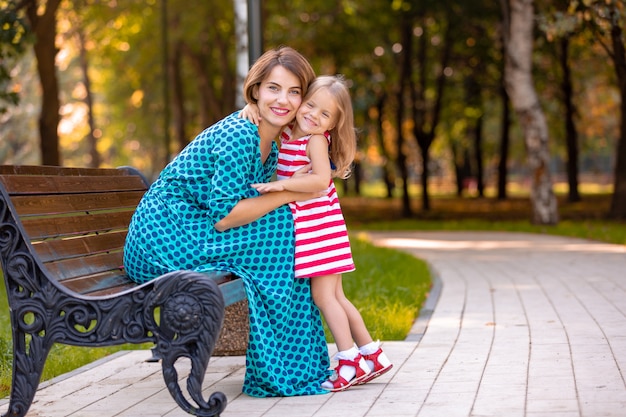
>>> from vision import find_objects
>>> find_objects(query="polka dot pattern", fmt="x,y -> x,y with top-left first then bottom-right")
124,112 -> 331,396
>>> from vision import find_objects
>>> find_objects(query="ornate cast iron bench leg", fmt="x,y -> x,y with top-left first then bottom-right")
146,271 -> 227,417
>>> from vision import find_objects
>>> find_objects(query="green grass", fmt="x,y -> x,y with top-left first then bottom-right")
322,234 -> 432,342
352,218 -> 626,246
340,193 -> 626,246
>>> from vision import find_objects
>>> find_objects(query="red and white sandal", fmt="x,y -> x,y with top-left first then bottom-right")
358,348 -> 393,384
322,354 -> 371,392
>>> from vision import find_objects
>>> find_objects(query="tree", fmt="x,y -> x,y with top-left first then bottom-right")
64,2 -> 100,168
497,39 -> 513,200
537,1 -> 582,203
20,0 -> 62,166
573,1 -> 626,218
410,7 -> 453,212
501,0 -> 559,224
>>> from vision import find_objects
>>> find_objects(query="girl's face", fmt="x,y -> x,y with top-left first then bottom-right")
254,65 -> 303,130
295,88 -> 337,136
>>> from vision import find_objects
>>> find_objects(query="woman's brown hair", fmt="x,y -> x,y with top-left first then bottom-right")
243,46 -> 316,104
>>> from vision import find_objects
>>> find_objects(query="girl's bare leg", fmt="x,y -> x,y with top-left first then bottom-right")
334,276 -> 373,347
333,276 -> 393,383
312,275 -> 372,391
311,274 -> 353,351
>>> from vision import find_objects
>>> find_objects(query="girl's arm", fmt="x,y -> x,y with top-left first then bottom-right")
214,189 -> 321,231
252,134 -> 331,194
239,103 -> 261,125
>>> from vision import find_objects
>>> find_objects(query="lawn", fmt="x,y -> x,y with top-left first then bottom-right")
341,193 -> 626,245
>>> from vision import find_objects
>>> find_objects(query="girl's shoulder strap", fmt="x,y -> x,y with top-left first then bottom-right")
280,123 -> 295,143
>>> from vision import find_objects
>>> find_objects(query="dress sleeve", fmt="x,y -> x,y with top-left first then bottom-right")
157,113 -> 262,225
205,117 -> 260,223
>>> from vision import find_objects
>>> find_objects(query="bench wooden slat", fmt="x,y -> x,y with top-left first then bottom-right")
0,174 -> 147,195
59,271 -> 135,296
60,269 -> 243,300
85,283 -> 137,296
9,191 -> 145,216
33,231 -> 127,263
22,211 -> 134,240
43,251 -> 124,282
0,165 -> 138,176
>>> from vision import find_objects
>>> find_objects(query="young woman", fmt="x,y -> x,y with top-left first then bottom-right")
123,46 -> 332,397
247,76 -> 393,392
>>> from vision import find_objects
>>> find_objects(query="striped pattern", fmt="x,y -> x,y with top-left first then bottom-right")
278,128 -> 355,278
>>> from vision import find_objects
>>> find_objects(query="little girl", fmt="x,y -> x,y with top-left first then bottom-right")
244,75 -> 392,392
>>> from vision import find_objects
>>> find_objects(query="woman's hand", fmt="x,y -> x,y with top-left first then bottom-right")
291,163 -> 312,177
292,190 -> 326,201
239,103 -> 262,126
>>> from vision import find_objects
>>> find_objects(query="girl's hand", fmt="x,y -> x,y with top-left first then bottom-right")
251,181 -> 286,193
239,103 -> 262,126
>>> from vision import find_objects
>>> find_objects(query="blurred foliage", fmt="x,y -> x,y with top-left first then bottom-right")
0,0 -> 31,114
0,0 -> 621,187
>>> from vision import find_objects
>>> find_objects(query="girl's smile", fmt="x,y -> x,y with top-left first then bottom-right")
293,88 -> 337,137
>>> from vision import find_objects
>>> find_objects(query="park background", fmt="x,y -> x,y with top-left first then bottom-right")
2,0 -> 626,398
3,0 -> 626,221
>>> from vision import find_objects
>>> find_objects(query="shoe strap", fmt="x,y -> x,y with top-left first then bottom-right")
337,353 -> 363,368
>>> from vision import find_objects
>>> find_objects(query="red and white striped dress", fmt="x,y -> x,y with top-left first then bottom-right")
277,127 -> 355,278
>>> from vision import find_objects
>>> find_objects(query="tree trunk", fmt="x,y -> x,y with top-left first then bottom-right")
608,8 -> 626,218
375,93 -> 395,198
498,42 -> 511,200
26,0 -> 61,166
451,143 -> 463,197
171,41 -> 187,152
160,0 -> 171,165
473,114 -> 485,197
465,74 -> 484,198
559,36 -> 580,203
353,162 -> 362,196
182,42 -> 223,127
502,0 -> 558,224
497,41 -> 511,200
233,0 -> 248,108
396,13 -> 413,218
77,28 -> 99,168
411,14 -> 452,212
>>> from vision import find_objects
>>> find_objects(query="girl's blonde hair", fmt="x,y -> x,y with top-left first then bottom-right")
306,75 -> 357,179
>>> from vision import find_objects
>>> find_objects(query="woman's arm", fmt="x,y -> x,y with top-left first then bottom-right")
251,134 -> 331,194
214,189 -> 319,231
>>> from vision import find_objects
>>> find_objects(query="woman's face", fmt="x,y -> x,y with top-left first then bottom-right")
255,65 -> 303,130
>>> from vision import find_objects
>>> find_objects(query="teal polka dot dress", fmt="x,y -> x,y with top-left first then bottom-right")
123,112 -> 331,397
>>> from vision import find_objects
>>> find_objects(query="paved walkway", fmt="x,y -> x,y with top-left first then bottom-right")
3,231 -> 626,417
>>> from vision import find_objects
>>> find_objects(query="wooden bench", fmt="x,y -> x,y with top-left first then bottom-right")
0,165 -> 246,417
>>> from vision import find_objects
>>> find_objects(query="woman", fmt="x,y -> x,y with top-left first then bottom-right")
123,46 -> 330,397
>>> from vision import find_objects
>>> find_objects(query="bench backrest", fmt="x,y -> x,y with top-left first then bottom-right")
0,165 -> 148,296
